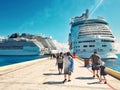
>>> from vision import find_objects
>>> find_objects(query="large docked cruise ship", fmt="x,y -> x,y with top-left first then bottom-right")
0,33 -> 57,55
69,9 -> 117,59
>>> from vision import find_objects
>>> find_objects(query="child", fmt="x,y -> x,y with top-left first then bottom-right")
99,62 -> 107,84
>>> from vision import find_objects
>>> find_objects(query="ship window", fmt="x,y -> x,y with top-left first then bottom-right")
78,40 -> 95,43
89,45 -> 95,47
74,42 -> 77,44
109,49 -> 112,51
83,45 -> 87,47
102,45 -> 107,47
94,49 -> 97,51
0,46 -> 23,50
101,39 -> 114,42
99,49 -> 103,51
83,49 -> 86,52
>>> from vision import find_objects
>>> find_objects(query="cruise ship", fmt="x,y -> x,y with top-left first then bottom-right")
69,9 -> 117,59
0,33 -> 57,55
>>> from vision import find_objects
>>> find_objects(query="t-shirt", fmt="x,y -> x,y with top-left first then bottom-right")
90,54 -> 101,65
57,56 -> 64,63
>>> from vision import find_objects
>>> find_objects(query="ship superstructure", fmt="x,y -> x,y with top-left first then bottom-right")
69,9 -> 117,59
0,33 -> 57,55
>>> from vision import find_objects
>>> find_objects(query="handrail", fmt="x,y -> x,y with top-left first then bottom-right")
105,67 -> 120,80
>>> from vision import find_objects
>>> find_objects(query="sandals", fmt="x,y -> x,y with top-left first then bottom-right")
68,80 -> 71,82
104,81 -> 107,84
63,79 -> 71,83
96,74 -> 99,77
63,79 -> 67,83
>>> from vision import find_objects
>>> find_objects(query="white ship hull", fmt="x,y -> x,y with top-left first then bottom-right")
70,37 -> 118,59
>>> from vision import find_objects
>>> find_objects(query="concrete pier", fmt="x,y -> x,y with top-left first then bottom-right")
0,57 -> 120,90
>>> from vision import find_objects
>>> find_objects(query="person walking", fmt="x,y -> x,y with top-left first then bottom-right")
99,62 -> 107,84
89,51 -> 101,78
63,52 -> 74,83
56,52 -> 64,74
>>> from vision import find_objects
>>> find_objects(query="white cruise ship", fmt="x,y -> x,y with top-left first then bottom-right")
69,9 -> 117,59
0,33 -> 57,55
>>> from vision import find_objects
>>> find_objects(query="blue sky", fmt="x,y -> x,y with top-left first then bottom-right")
0,0 -> 120,43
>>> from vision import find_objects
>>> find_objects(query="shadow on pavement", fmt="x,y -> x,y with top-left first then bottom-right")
43,73 -> 61,76
43,81 -> 63,85
75,77 -> 94,80
87,81 -> 101,85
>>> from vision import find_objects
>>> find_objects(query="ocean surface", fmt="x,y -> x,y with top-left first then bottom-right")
0,55 -> 45,66
0,54 -> 120,72
103,54 -> 120,72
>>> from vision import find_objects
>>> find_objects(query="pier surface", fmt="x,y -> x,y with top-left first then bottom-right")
0,57 -> 120,90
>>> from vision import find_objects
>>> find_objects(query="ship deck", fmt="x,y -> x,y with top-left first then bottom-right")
0,57 -> 120,90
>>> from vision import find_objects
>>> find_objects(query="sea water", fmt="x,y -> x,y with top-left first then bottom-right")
103,54 -> 120,72
0,54 -> 120,72
0,55 -> 43,66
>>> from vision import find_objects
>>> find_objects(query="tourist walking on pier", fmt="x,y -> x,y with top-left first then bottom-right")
89,51 -> 101,78
63,52 -> 74,83
56,52 -> 64,74
99,62 -> 107,84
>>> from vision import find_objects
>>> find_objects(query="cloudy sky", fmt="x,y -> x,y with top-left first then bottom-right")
0,0 -> 120,53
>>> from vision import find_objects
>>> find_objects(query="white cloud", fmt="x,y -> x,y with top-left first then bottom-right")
53,40 -> 69,53
114,42 -> 120,54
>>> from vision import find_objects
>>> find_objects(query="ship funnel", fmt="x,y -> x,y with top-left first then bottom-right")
85,9 -> 89,18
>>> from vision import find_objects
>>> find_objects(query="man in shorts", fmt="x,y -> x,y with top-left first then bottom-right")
56,52 -> 64,74
89,51 -> 101,78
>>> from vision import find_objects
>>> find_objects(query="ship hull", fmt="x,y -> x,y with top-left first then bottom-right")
0,40 -> 41,56
70,37 -> 118,59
